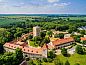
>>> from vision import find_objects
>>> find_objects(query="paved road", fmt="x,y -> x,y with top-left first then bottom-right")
56,46 -> 76,55
68,46 -> 76,54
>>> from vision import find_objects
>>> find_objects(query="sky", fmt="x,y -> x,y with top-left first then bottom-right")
0,0 -> 86,14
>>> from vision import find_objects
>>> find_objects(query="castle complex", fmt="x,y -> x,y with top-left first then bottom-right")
4,26 -> 76,59
4,26 -> 47,58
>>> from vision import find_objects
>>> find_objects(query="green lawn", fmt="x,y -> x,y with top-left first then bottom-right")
58,54 -> 86,65
33,60 -> 54,65
29,40 -> 39,47
32,53 -> 86,65
0,28 -> 6,32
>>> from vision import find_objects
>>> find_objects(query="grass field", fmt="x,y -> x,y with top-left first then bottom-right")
58,53 -> 86,65
33,53 -> 86,65
69,17 -> 86,20
0,19 -> 25,26
0,28 -> 6,31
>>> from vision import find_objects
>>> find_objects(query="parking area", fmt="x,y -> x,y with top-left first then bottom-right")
68,46 -> 76,54
55,46 -> 76,55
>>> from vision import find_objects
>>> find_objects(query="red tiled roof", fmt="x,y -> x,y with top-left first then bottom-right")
29,32 -> 33,35
42,44 -> 48,49
52,37 -> 74,46
81,37 -> 86,41
4,43 -> 43,55
47,44 -> 54,49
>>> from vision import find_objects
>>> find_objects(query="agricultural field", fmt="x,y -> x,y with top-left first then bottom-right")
68,17 -> 86,20
0,19 -> 24,26
0,16 -> 33,26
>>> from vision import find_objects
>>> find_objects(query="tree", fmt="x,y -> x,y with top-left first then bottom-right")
74,63 -> 80,65
65,60 -> 70,65
33,36 -> 42,46
43,58 -> 47,62
33,36 -> 41,42
46,31 -> 53,37
42,37 -> 50,44
55,26 -> 69,31
54,33 -> 64,39
68,29 -> 73,33
0,37 -> 6,44
28,59 -> 35,65
76,45 -> 83,54
61,48 -> 67,56
81,40 -> 86,45
73,35 -> 81,43
0,52 -> 19,65
54,57 -> 63,65
40,32 -> 46,38
47,58 -> 52,62
0,43 -> 4,54
67,18 -> 70,21
37,59 -> 42,65
14,31 -> 22,38
48,51 -> 56,59
54,33 -> 58,38
68,26 -> 77,33
80,30 -> 86,35
28,35 -> 33,39
15,48 -> 23,63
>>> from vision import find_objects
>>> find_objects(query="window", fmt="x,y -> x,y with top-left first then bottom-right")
36,51 -> 38,53
25,55 -> 28,57
24,49 -> 25,51
14,46 -> 16,48
11,46 -> 13,48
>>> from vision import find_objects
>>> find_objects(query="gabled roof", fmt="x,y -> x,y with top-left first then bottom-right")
52,37 -> 74,46
42,44 -> 48,49
4,42 -> 43,55
81,37 -> 86,41
47,44 -> 54,49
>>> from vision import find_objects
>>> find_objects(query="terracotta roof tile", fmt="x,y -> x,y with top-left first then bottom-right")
47,44 -> 54,49
52,37 -> 74,46
42,44 -> 48,49
4,43 -> 42,55
81,37 -> 86,41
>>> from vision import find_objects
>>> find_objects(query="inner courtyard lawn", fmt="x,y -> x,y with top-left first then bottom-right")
29,40 -> 39,47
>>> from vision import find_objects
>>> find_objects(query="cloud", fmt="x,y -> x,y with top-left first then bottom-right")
53,2 -> 71,7
12,5 -> 22,7
0,0 -> 73,14
48,0 -> 59,3
12,2 -> 25,8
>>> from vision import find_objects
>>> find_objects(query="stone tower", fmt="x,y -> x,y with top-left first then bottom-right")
33,26 -> 41,37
